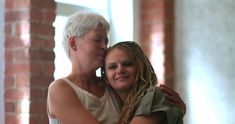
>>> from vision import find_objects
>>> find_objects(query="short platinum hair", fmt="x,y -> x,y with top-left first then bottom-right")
62,11 -> 110,59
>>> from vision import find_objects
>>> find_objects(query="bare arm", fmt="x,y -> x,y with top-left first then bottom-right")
130,112 -> 166,124
47,80 -> 100,124
159,84 -> 186,115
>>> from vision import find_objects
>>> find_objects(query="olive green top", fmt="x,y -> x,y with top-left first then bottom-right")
135,86 -> 184,124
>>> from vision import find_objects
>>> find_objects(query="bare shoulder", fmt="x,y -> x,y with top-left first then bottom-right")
48,78 -> 69,91
47,78 -> 77,116
47,78 -> 100,123
48,78 -> 77,104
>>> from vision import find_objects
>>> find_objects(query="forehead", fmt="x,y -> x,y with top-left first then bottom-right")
106,48 -> 130,61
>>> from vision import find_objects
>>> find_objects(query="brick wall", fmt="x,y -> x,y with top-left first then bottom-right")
140,0 -> 175,87
4,0 -> 56,124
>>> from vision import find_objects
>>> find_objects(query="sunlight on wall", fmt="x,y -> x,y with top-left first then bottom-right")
19,22 -> 30,46
188,62 -> 228,124
108,0 -> 134,45
20,98 -> 30,124
53,15 -> 71,79
150,32 -> 164,84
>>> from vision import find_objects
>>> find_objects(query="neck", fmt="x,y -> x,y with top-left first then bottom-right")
68,72 -> 99,85
116,90 -> 131,103
68,59 -> 105,97
68,72 -> 105,98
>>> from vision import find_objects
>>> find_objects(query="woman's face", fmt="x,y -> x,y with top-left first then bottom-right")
105,47 -> 137,92
75,27 -> 108,69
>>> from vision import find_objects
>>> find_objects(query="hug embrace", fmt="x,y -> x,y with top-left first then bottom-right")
47,11 -> 186,124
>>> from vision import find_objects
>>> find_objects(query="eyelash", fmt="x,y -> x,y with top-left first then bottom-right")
95,39 -> 101,43
123,62 -> 133,66
107,62 -> 134,70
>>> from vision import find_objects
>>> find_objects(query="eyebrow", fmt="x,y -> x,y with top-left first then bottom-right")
106,59 -> 133,65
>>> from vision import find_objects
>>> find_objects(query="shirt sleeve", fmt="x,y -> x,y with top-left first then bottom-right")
134,85 -> 184,124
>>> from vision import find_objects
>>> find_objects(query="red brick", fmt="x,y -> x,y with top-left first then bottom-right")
5,101 -> 16,113
4,0 -> 67,123
30,62 -> 43,75
29,115 -> 41,124
31,23 -> 55,37
6,114 -> 29,124
43,10 -> 56,24
4,75 -> 15,88
140,0 -> 175,86
30,100 -> 47,113
15,75 -> 30,87
5,101 -> 26,114
5,0 -> 30,9
31,75 -> 53,88
14,49 -> 30,61
5,88 -> 29,100
42,62 -> 55,76
6,115 -> 19,124
44,38 -> 55,50
5,50 -> 14,63
5,36 -> 28,49
16,21 -> 30,35
141,0 -> 164,10
30,8 -> 44,23
31,0 -> 56,9
14,62 -> 30,74
30,88 -> 45,100
5,10 -> 30,23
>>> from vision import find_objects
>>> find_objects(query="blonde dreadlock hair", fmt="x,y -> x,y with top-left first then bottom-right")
104,41 -> 158,124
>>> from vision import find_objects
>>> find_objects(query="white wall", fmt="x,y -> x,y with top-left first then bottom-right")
0,0 -> 5,123
175,0 -> 235,124
133,0 -> 140,43
108,0 -> 139,45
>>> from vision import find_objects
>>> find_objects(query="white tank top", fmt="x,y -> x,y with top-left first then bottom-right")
48,77 -> 121,124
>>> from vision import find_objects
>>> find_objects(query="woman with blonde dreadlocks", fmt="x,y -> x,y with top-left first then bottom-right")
104,41 -> 184,124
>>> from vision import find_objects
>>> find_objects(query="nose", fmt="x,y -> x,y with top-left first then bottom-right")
117,65 -> 125,74
101,41 -> 107,50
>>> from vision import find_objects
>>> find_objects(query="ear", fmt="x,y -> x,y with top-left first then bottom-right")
68,36 -> 77,51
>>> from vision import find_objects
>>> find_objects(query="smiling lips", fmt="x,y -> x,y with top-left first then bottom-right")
115,76 -> 129,81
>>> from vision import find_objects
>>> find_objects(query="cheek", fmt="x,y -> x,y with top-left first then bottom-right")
105,70 -> 114,81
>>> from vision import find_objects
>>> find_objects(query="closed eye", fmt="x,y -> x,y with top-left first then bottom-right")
94,39 -> 102,43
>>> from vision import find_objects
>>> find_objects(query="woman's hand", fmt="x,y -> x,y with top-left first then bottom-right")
159,84 -> 186,115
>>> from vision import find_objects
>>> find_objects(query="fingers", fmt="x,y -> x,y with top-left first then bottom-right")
159,84 -> 179,97
164,92 -> 180,103
159,84 -> 186,115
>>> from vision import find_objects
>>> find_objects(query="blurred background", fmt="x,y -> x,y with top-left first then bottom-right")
1,0 -> 235,124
